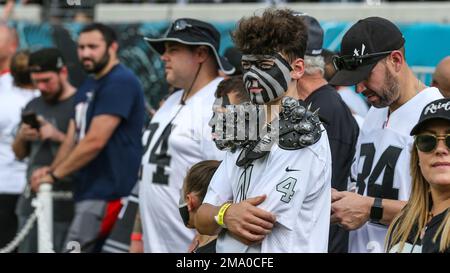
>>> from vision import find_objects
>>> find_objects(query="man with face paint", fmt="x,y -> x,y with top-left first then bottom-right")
329,17 -> 443,253
12,48 -> 76,253
196,9 -> 332,253
31,23 -> 145,252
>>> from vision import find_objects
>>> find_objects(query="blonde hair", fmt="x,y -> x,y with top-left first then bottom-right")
386,146 -> 450,252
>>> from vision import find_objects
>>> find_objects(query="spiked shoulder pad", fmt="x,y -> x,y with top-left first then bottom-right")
278,97 -> 323,150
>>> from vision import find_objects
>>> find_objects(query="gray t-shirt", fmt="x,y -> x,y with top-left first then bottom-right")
16,95 -> 75,222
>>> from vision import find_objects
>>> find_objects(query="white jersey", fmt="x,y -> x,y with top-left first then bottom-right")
348,87 -> 443,253
204,130 -> 332,253
139,77 -> 225,253
0,73 -> 38,194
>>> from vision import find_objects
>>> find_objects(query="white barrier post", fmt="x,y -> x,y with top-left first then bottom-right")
37,183 -> 53,253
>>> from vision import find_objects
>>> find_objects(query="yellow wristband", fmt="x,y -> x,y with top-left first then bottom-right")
215,202 -> 232,228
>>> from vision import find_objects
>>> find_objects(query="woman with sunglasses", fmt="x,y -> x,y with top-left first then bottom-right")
386,98 -> 450,253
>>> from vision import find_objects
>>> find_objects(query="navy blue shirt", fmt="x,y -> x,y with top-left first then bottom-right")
73,64 -> 144,202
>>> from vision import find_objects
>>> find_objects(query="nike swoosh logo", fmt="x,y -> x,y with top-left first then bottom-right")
285,167 -> 300,172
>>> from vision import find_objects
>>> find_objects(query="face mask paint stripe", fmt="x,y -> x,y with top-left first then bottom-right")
244,71 -> 273,103
251,67 -> 287,97
274,58 -> 292,86
249,69 -> 277,101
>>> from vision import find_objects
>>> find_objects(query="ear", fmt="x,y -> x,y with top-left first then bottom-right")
59,66 -> 69,80
186,193 -> 200,212
109,41 -> 119,54
388,50 -> 403,73
60,66 -> 68,76
290,58 -> 305,80
194,46 -> 210,64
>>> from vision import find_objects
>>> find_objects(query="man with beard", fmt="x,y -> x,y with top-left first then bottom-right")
196,9 -> 332,252
329,17 -> 443,253
31,23 -> 145,252
12,48 -> 76,253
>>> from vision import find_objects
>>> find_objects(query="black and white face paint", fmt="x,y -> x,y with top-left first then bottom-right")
241,53 -> 293,105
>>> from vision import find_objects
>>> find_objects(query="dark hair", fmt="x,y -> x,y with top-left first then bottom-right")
232,8 -> 308,62
321,49 -> 337,82
183,160 -> 220,202
10,50 -> 32,88
215,75 -> 249,103
321,49 -> 335,65
80,23 -> 117,47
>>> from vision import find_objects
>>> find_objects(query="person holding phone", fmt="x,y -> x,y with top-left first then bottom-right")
12,48 -> 76,253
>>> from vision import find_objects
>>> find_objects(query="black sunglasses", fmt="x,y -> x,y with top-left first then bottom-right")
171,20 -> 213,41
415,134 -> 450,153
332,51 -> 393,71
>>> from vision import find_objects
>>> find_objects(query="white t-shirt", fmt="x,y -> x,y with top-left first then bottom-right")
139,77 -> 225,253
0,73 -> 39,194
204,129 -> 332,253
348,87 -> 443,253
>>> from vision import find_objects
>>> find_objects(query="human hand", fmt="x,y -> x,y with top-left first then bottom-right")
31,173 -> 54,193
31,166 -> 51,190
129,239 -> 144,253
331,190 -> 372,230
224,195 -> 276,245
38,117 -> 64,142
18,123 -> 40,141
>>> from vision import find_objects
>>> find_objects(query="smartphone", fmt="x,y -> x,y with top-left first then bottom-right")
21,112 -> 40,129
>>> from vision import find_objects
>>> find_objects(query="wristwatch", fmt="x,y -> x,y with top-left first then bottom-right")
370,197 -> 383,224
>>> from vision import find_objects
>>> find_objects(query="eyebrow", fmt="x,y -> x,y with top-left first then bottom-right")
241,55 -> 276,61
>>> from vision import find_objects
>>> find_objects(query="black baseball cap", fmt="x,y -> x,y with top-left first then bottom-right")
28,48 -> 65,73
293,12 -> 324,56
329,17 -> 405,86
410,98 -> 450,135
144,18 -> 235,75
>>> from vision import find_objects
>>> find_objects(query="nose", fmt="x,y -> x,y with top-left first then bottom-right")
435,137 -> 450,155
78,47 -> 91,59
36,82 -> 48,92
161,51 -> 169,62
244,75 -> 259,86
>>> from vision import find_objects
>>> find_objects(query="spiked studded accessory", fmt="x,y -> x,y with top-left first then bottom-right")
236,97 -> 323,167
278,97 -> 323,150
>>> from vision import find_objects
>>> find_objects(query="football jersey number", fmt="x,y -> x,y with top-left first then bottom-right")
356,144 -> 402,200
143,122 -> 173,185
276,177 -> 297,203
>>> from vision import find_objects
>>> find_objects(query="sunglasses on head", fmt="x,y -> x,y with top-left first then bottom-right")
415,134 -> 450,153
171,20 -> 212,40
332,51 -> 393,71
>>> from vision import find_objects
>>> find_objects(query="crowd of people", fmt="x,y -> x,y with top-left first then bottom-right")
0,6 -> 449,254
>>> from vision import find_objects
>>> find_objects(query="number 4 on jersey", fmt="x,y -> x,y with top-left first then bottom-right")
276,177 -> 297,203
